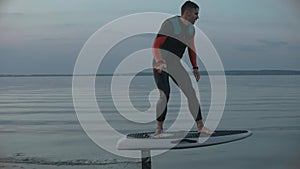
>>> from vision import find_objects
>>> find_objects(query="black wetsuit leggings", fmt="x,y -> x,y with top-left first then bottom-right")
153,59 -> 202,122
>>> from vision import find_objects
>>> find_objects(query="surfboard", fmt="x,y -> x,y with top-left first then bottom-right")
117,130 -> 252,150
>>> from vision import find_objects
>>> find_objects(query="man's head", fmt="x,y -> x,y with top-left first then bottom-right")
181,1 -> 199,24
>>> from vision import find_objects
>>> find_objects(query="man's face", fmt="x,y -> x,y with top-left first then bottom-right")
186,8 -> 199,24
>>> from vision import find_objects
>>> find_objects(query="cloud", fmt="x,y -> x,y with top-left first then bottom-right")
0,12 -> 25,16
56,23 -> 84,28
257,39 -> 288,47
236,39 -> 289,52
235,44 -> 265,52
38,37 -> 69,42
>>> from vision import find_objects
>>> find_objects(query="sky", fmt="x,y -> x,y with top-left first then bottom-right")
0,0 -> 300,74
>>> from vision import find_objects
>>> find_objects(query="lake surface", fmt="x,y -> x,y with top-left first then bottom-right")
0,75 -> 300,169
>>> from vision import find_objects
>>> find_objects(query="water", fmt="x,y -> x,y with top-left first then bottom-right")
0,75 -> 300,169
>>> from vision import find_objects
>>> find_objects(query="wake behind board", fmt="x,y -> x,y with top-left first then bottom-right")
117,130 -> 252,150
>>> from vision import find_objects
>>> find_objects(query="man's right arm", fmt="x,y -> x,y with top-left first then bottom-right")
152,19 -> 172,62
152,36 -> 167,62
152,36 -> 168,73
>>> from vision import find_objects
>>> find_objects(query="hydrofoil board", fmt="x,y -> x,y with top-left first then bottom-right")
117,130 -> 252,150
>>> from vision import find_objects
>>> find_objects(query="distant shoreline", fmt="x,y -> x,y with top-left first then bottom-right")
1,70 -> 300,77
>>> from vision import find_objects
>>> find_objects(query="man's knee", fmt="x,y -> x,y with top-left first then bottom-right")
159,90 -> 170,101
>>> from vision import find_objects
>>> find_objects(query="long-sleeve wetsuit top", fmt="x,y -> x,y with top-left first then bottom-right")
153,16 -> 197,68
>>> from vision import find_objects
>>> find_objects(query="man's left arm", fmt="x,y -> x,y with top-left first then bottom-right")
188,38 -> 200,81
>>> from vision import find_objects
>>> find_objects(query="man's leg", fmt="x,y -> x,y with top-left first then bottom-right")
168,62 -> 201,120
153,69 -> 170,136
168,62 -> 214,134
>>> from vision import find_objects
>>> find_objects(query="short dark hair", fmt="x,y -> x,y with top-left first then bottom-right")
181,1 -> 199,14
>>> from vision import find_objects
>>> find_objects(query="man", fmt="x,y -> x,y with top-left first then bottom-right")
152,1 -> 213,137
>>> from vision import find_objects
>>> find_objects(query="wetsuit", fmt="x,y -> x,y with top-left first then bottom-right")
153,16 -> 202,122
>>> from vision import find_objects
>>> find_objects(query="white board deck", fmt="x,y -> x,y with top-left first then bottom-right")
117,130 -> 252,150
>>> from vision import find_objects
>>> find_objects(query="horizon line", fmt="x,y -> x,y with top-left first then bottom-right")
1,70 -> 300,77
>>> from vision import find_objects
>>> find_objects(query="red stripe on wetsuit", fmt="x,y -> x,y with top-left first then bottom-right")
152,36 -> 197,68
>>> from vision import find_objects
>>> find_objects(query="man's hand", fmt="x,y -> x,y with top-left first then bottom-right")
193,68 -> 200,81
154,60 -> 167,74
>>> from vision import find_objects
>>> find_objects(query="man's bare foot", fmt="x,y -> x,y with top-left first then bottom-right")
196,120 -> 214,135
198,126 -> 214,135
153,128 -> 163,138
